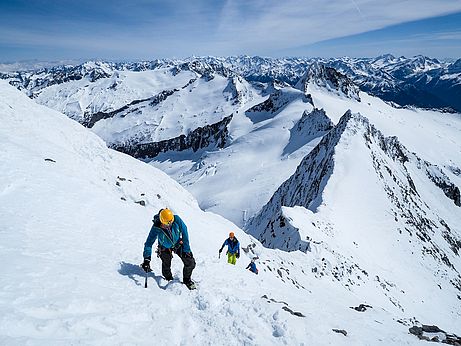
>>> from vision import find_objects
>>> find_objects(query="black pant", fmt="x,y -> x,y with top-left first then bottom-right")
159,247 -> 196,282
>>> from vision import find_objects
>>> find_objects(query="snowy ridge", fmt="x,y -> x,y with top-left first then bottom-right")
89,72 -> 249,153
246,109 -> 461,331
2,54 -> 461,113
82,88 -> 180,128
222,76 -> 255,106
33,67 -> 198,122
246,109 -> 355,246
248,110 -> 460,256
295,63 -> 361,101
245,87 -> 312,123
283,108 -> 334,156
16,65 -> 259,160
112,114 -> 233,159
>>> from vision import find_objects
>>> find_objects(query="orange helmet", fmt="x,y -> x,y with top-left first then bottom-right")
229,232 -> 235,238
160,208 -> 174,225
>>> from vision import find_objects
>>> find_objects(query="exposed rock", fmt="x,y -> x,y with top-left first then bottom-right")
332,329 -> 347,336
112,114 -> 233,159
261,295 -> 305,317
281,306 -> 305,317
283,108 -> 334,156
82,89 -> 177,128
294,108 -> 334,134
424,165 -> 461,206
222,76 -> 244,105
295,63 -> 361,101
350,303 -> 372,312
246,89 -> 312,122
2,61 -> 113,97
409,324 -> 461,344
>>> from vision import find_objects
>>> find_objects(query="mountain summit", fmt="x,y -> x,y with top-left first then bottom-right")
295,63 -> 361,101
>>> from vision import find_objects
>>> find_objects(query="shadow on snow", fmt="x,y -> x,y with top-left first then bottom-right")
118,261 -> 167,288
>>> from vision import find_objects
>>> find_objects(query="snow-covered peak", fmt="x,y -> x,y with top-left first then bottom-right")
448,58 -> 461,74
248,105 -> 461,256
222,75 -> 255,105
171,59 -> 235,79
282,108 -> 334,156
246,108 -> 461,331
2,55 -> 460,112
245,87 -> 311,122
79,60 -> 114,81
371,53 -> 397,66
295,63 -> 361,101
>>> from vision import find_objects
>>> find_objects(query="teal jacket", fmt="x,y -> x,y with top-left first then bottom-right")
143,213 -> 191,258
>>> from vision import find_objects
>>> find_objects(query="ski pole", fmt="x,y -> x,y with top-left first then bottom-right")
145,270 -> 148,288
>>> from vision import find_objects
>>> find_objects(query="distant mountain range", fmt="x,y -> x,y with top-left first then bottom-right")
1,55 -> 460,227
2,54 -> 461,112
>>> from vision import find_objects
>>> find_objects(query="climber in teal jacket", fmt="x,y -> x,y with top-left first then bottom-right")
141,208 -> 195,289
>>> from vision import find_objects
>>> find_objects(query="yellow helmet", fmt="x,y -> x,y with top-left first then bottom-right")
160,208 -> 174,225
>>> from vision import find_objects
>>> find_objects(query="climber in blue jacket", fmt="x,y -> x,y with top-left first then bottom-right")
246,259 -> 258,274
219,232 -> 240,265
141,208 -> 196,289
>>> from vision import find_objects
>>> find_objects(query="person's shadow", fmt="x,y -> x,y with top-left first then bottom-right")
118,261 -> 165,287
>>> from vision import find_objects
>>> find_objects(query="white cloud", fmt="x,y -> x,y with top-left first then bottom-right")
212,0 -> 461,54
1,0 -> 461,58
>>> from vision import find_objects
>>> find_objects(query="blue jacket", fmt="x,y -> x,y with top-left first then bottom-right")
221,237 -> 240,255
143,213 -> 191,258
246,262 -> 258,273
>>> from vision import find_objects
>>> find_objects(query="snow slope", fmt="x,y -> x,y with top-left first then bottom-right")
247,109 -> 461,334
1,81 -> 443,345
152,86 -> 324,226
35,67 -> 197,124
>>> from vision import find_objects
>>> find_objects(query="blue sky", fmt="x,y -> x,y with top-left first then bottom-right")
0,0 -> 460,62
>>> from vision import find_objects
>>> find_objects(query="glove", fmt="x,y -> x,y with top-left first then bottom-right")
141,258 -> 152,272
218,248 -> 222,254
236,253 -> 240,259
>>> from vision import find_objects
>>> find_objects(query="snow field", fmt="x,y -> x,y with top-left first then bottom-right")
1,81 -> 432,345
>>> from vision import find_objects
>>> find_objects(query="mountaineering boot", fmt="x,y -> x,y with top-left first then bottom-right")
183,280 -> 196,290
